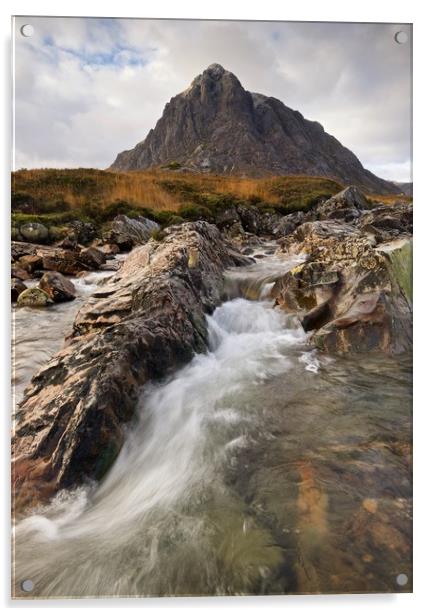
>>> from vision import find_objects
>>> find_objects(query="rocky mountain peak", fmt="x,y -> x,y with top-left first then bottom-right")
204,63 -> 228,78
110,65 -> 397,194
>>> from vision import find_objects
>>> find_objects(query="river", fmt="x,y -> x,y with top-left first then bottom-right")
12,244 -> 412,597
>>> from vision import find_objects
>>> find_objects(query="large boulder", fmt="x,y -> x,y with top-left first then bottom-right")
19,222 -> 49,244
108,215 -> 160,250
317,186 -> 371,220
16,287 -> 53,307
12,222 -> 248,511
39,272 -> 76,303
272,204 -> 412,355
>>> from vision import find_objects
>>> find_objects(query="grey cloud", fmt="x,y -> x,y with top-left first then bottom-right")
14,17 -> 412,181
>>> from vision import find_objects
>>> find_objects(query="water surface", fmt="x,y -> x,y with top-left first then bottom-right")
12,246 -> 412,597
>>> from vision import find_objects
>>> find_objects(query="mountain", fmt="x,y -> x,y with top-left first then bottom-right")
110,63 -> 397,194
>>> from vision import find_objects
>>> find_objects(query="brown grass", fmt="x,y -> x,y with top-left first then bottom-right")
12,168 -> 409,217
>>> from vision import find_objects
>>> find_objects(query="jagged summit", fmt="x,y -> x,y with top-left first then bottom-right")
204,63 -> 228,75
110,64 -> 397,194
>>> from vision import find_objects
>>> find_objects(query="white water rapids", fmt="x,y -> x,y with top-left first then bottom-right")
13,244 -> 413,597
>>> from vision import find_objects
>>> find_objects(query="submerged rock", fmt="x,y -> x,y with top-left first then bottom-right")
39,272 -> 76,303
13,222 -> 247,511
16,287 -> 53,307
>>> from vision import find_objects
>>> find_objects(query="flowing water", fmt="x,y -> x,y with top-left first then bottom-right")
12,244 -> 412,598
12,259 -> 125,408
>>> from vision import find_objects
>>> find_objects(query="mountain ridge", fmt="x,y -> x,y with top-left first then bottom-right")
110,63 -> 398,194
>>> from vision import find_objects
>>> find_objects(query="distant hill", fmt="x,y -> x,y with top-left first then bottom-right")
111,63 -> 398,194
393,182 -> 413,197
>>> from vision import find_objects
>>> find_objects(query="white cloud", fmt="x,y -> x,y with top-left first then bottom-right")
14,17 -> 412,181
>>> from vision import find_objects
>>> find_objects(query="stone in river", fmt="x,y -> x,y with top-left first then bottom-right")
16,287 -> 53,307
39,271 -> 76,303
79,246 -> 106,269
18,254 -> 43,273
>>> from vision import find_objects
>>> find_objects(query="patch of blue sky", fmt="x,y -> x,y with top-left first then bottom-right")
41,35 -> 150,69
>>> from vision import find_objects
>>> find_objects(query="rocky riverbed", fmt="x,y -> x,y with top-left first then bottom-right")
11,186 -> 412,597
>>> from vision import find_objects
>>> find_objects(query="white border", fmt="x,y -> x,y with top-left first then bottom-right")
2,1 -> 429,614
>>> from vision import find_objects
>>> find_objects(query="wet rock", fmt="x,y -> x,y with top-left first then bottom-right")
11,266 -> 32,281
237,205 -> 281,236
19,222 -> 49,244
274,211 -> 305,237
99,243 -> 120,256
11,241 -> 38,261
79,246 -> 106,269
56,237 -> 78,250
301,301 -> 332,332
68,220 -> 97,244
42,252 -> 88,276
376,238 -> 412,305
108,215 -> 160,250
358,203 -> 412,242
237,205 -> 260,234
99,261 -> 120,272
16,287 -> 53,307
317,186 -> 370,218
39,272 -> 76,303
18,255 -> 43,273
11,278 -> 26,302
215,206 -> 240,229
272,202 -> 412,354
32,270 -> 45,279
13,222 -> 243,510
12,242 -> 90,275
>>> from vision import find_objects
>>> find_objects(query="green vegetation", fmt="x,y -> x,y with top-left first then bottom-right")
150,228 -> 166,242
161,161 -> 182,170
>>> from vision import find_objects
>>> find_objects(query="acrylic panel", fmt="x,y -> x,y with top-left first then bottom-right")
11,16 -> 413,599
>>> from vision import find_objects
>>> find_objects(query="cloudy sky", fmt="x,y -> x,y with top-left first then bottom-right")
13,17 -> 412,181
